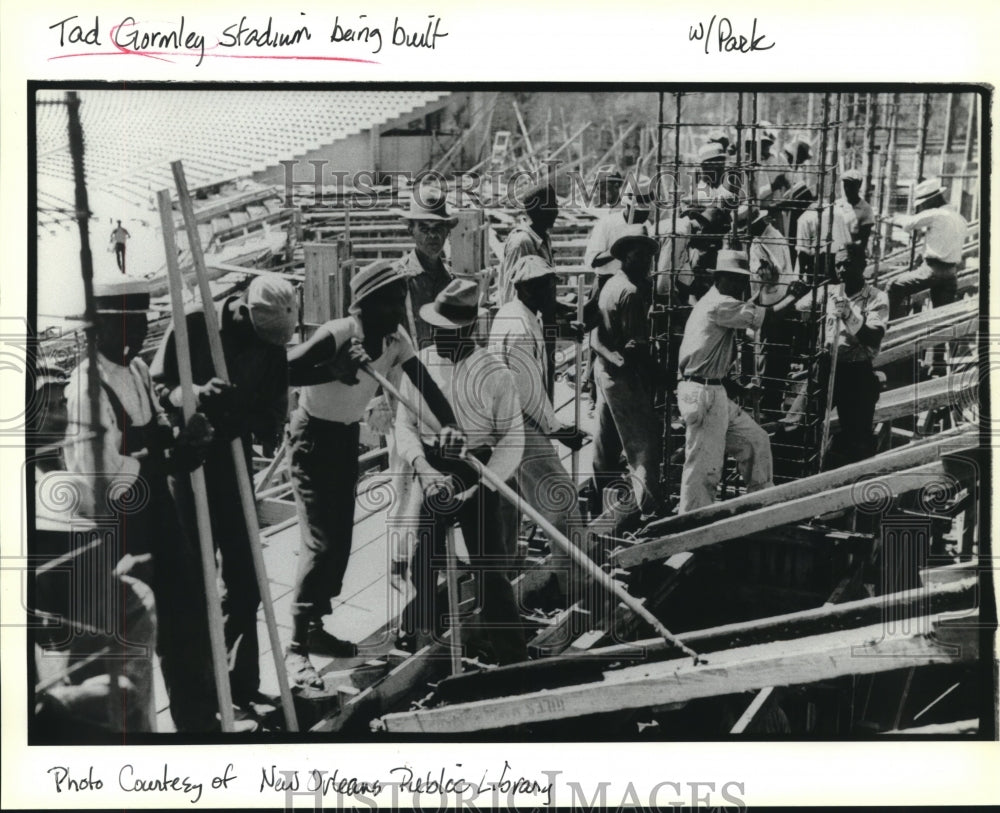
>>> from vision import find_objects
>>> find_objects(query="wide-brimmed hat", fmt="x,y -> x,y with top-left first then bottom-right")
350,259 -> 408,308
419,278 -> 486,328
758,121 -> 777,143
735,206 -> 770,229
914,177 -> 946,205
712,249 -> 751,276
620,176 -> 656,206
93,274 -> 151,314
789,181 -> 814,202
393,188 -> 458,224
609,226 -> 659,262
698,142 -> 727,162
511,255 -> 556,286
841,168 -> 864,184
247,274 -> 297,346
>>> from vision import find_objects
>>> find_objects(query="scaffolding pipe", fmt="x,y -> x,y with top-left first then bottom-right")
909,93 -> 932,271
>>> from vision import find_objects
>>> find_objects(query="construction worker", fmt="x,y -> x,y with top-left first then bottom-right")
676,250 -> 805,513
590,228 -> 663,518
746,208 -> 801,419
63,274 -> 221,731
794,183 -> 853,282
109,220 -> 131,273
584,176 -> 656,277
695,142 -> 740,208
283,260 -> 457,690
489,255 -> 588,592
818,247 -> 890,465
840,169 -> 876,256
150,274 -> 297,714
395,279 -> 528,664
886,178 -> 968,320
393,188 -> 457,351
498,182 -> 558,307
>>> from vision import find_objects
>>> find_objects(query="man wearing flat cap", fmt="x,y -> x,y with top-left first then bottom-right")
886,178 -> 967,320
676,250 -> 806,513
395,279 -> 528,664
590,226 -> 663,518
392,186 -> 457,351
489,255 -> 588,597
282,260 -> 458,690
151,273 -> 297,714
63,273 -> 220,731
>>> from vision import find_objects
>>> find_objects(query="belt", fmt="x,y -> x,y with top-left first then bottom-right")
681,375 -> 724,385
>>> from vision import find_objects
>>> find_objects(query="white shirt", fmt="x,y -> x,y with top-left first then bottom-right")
898,205 -> 967,264
796,204 -> 853,256
488,298 -> 560,434
64,354 -> 157,512
298,316 -> 415,423
584,209 -> 650,277
749,224 -> 796,306
654,213 -> 694,287
395,345 -> 523,486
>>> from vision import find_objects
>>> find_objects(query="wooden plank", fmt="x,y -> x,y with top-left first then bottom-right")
730,687 -> 776,734
616,462 -> 949,567
567,574 -> 976,663
640,428 -> 973,540
881,719 -> 977,735
374,615 -> 975,733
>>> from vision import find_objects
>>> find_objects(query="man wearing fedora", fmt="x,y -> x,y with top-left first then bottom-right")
395,279 -> 529,664
151,274 -> 297,714
886,178 -> 967,320
590,227 -> 663,519
283,260 -> 458,690
63,274 -> 222,731
393,186 -> 457,351
489,255 -> 588,597
676,250 -> 805,513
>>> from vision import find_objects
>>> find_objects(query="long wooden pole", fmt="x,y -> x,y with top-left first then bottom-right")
156,189 -> 235,732
571,275 -> 584,484
360,364 -> 701,662
170,162 -> 299,731
444,527 -> 463,676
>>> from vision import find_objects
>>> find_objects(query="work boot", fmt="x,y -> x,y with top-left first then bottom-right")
284,647 -> 324,691
306,624 -> 359,658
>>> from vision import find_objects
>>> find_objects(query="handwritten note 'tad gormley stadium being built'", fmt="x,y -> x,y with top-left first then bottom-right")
47,14 -> 449,66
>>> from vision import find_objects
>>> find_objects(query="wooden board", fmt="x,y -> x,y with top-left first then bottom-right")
374,615 -> 975,733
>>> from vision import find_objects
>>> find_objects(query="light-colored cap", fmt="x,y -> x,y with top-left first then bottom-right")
698,142 -> 726,161
350,259 -> 407,308
93,273 -> 151,313
914,177 -> 945,203
512,255 -> 556,286
841,168 -> 864,183
712,249 -> 751,276
247,274 -> 297,346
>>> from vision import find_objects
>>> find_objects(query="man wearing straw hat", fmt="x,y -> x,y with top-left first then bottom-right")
63,273 -> 221,731
886,178 -> 967,320
150,273 -> 297,714
392,186 -> 457,352
676,250 -> 804,513
394,279 -> 528,664
283,260 -> 457,690
589,227 -> 663,519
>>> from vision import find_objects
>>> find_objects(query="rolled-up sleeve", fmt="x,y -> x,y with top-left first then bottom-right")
710,299 -> 766,331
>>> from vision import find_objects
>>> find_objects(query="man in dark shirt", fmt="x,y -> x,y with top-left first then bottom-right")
151,273 -> 296,711
589,227 -> 662,518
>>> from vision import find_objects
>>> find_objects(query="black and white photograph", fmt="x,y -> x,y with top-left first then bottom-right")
25,85 -> 992,744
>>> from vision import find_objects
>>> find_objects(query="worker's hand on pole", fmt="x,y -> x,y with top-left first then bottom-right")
832,295 -> 852,320
167,412 -> 215,473
193,377 -> 232,407
435,425 -> 468,461
327,337 -> 369,384
414,457 -> 455,502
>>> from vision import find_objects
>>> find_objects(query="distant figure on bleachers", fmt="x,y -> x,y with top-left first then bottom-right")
886,179 -> 968,320
110,220 -> 131,273
839,169 -> 875,256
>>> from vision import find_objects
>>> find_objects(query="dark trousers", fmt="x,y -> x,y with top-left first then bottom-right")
169,441 -> 261,705
114,242 -> 126,272
401,485 -> 528,666
287,408 -> 360,648
758,313 -> 804,419
887,258 -> 958,320
820,356 -> 880,467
